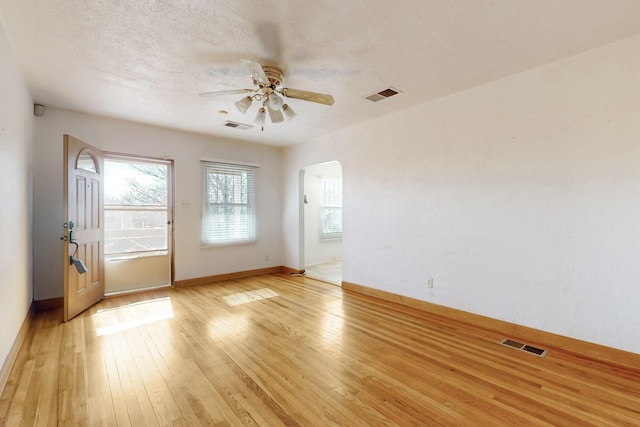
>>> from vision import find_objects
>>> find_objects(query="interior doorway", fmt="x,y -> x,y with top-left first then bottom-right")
302,161 -> 343,285
103,154 -> 174,294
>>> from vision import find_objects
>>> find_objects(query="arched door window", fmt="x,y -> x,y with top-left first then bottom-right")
76,149 -> 98,173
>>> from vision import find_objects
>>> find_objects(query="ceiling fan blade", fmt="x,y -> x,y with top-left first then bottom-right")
267,105 -> 284,123
282,88 -> 335,105
241,59 -> 269,84
198,89 -> 253,97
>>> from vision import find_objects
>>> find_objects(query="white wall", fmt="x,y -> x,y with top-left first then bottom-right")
303,161 -> 342,266
282,35 -> 640,354
0,20 -> 33,374
33,109 -> 282,300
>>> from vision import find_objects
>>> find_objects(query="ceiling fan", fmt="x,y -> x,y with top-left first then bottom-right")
199,59 -> 334,131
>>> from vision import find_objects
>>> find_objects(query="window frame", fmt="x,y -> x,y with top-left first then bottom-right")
103,156 -> 170,257
201,160 -> 257,246
320,176 -> 343,240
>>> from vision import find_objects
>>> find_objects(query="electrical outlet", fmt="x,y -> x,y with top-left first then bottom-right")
427,278 -> 434,288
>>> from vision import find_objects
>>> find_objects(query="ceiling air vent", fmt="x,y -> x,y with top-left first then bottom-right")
500,338 -> 548,357
365,87 -> 402,102
223,121 -> 253,130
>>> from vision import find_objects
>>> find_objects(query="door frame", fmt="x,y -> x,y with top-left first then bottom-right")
299,160 -> 343,284
103,151 -> 176,288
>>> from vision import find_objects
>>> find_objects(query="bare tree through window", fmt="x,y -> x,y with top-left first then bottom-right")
201,161 -> 256,245
104,160 -> 169,256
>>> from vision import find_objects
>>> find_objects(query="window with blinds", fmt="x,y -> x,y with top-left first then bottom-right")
321,177 -> 342,239
201,161 -> 256,245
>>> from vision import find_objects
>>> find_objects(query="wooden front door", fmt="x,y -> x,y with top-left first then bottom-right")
63,135 -> 105,321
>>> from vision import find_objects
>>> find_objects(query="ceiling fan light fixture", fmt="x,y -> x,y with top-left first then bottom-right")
235,96 -> 252,114
282,104 -> 297,121
203,60 -> 333,132
254,107 -> 267,130
268,93 -> 284,110
267,105 -> 284,123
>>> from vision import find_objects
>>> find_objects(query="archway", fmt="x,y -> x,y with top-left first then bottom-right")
301,161 -> 343,285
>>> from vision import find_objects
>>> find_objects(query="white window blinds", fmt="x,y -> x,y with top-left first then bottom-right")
201,161 -> 256,245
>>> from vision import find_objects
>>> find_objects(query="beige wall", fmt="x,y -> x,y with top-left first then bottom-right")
32,109 -> 282,300
282,35 -> 640,354
0,21 -> 33,374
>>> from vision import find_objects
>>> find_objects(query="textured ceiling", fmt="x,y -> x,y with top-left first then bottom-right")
2,1 -> 640,146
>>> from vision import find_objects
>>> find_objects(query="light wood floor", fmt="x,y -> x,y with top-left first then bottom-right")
304,261 -> 343,285
1,274 -> 639,426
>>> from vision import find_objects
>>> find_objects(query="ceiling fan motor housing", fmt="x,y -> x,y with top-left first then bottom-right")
261,66 -> 284,88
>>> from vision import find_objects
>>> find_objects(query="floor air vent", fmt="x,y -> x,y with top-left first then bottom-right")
500,338 -> 548,357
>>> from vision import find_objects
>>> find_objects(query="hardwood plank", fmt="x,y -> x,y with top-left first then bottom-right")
1,274 -> 639,425
173,286 -> 295,426
114,330 -> 159,426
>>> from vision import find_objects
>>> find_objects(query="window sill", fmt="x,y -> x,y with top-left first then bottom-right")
106,251 -> 168,261
200,240 -> 257,248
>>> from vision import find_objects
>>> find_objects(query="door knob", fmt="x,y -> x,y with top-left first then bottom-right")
60,236 -> 68,241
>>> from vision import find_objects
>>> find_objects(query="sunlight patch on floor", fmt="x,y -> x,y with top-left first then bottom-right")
223,288 -> 279,306
93,297 -> 174,336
